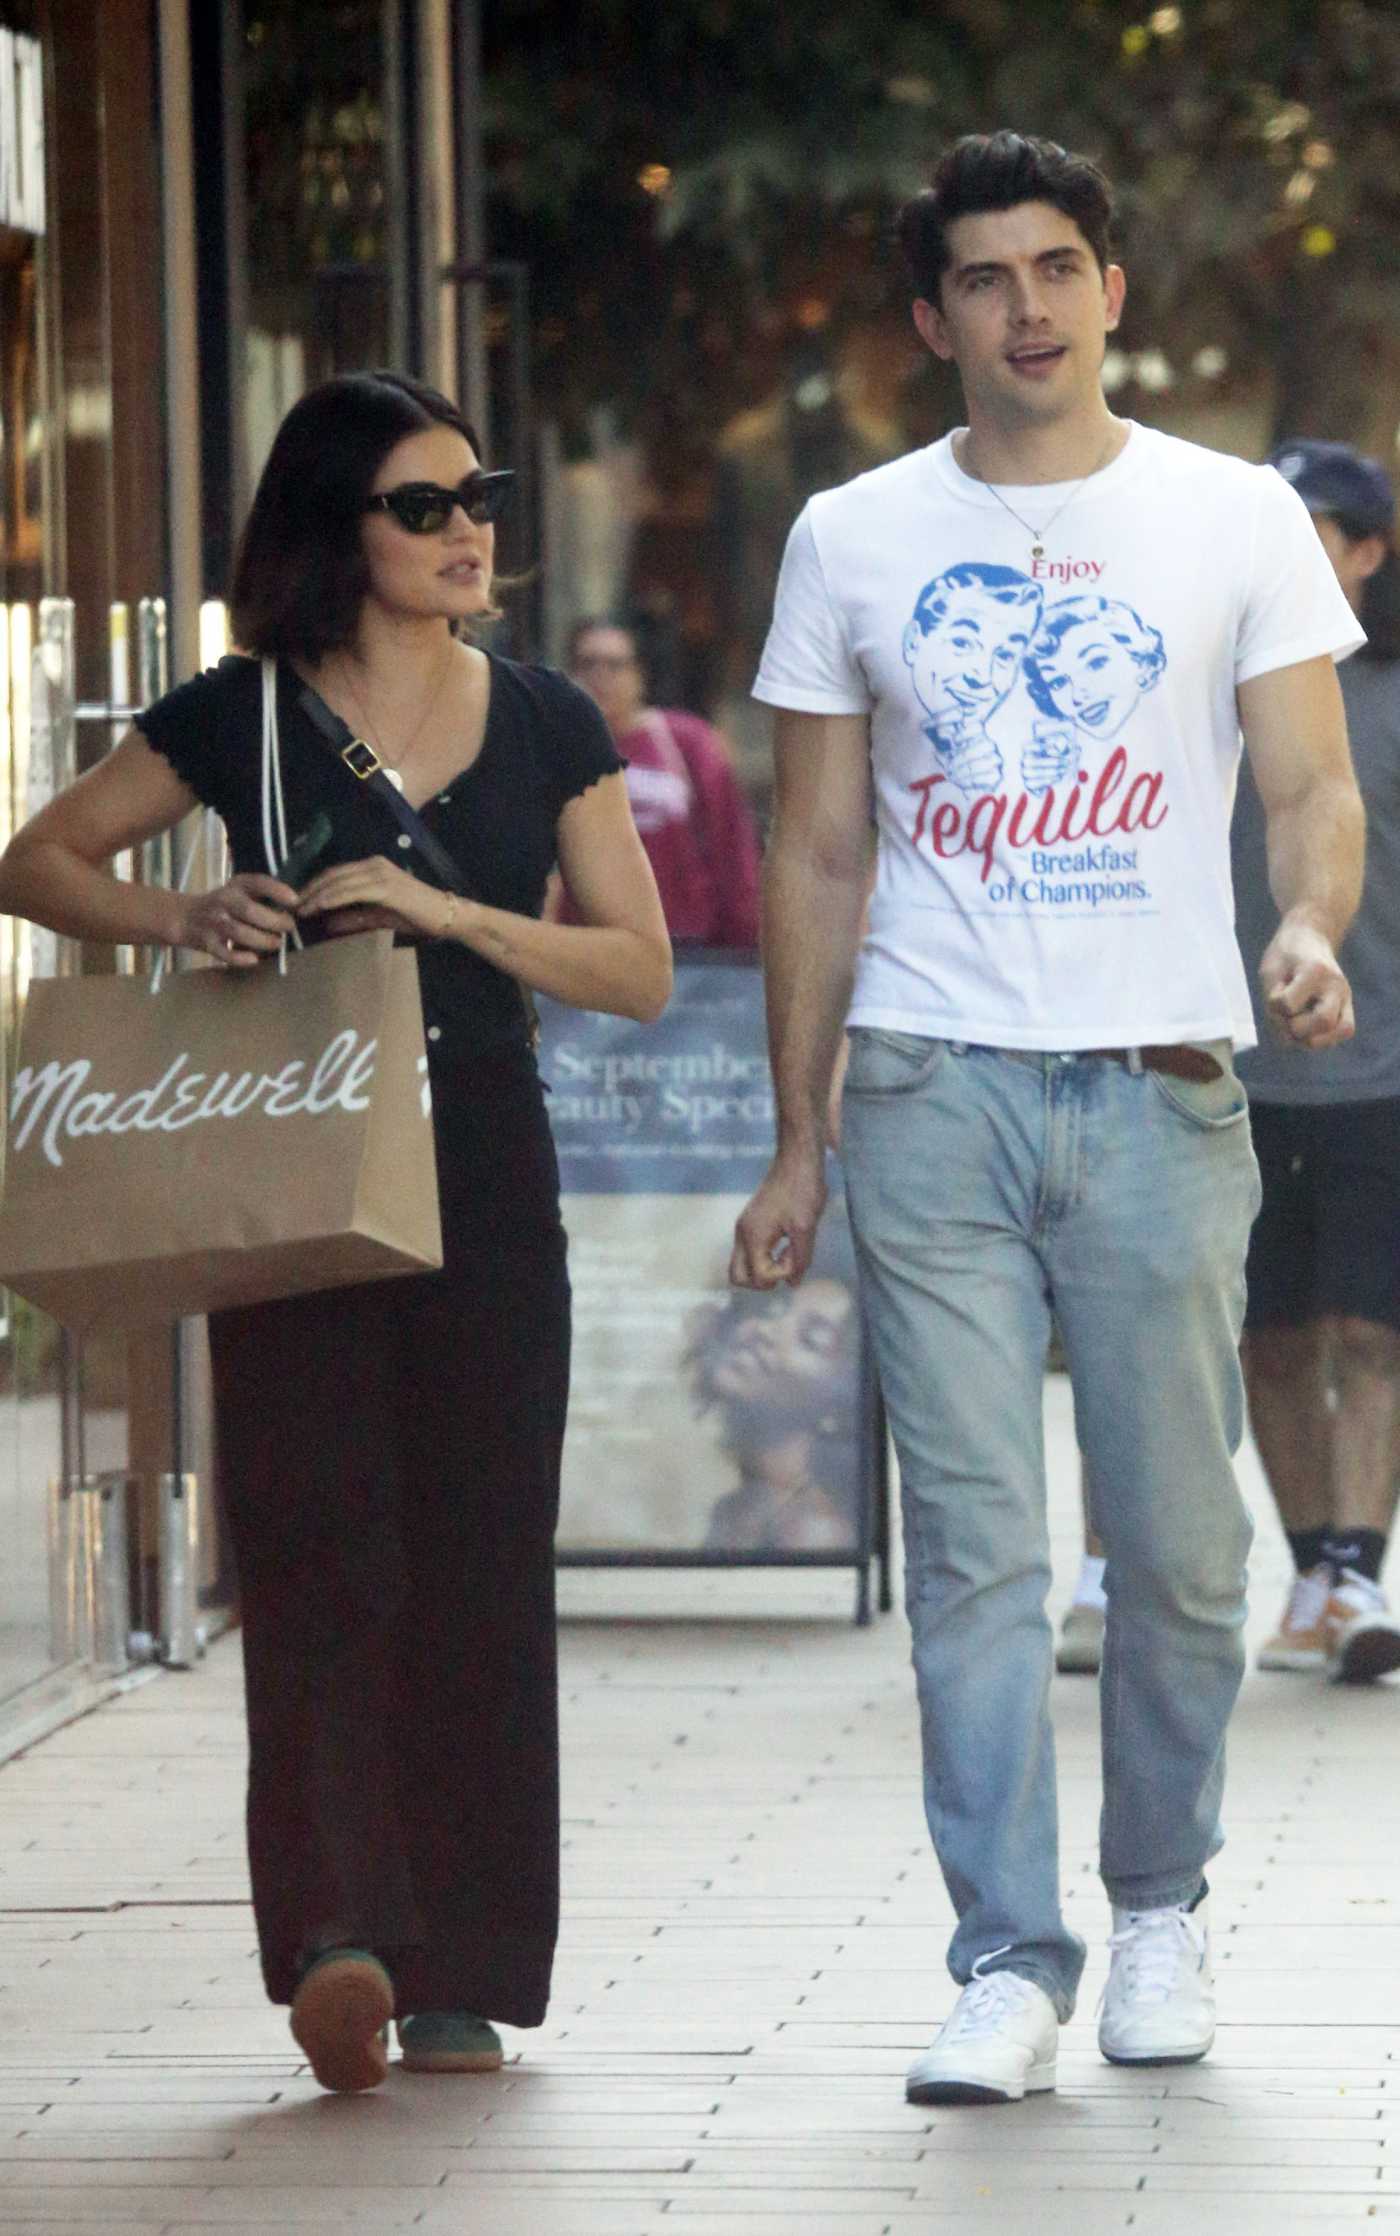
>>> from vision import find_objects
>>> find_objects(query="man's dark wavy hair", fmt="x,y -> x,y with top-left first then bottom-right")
898,132 -> 1115,305
230,371 -> 484,663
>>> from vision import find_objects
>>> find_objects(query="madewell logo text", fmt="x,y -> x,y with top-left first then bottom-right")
10,1031 -> 379,1170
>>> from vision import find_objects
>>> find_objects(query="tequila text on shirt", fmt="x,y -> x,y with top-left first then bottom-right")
908,744 -> 1168,887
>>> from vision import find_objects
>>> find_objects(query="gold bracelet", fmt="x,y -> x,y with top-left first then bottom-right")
440,893 -> 460,941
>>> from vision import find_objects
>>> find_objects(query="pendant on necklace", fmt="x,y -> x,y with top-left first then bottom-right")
1031,542 -> 1045,561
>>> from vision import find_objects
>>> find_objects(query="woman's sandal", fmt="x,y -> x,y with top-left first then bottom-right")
398,2011 -> 504,2073
290,1947 -> 395,2094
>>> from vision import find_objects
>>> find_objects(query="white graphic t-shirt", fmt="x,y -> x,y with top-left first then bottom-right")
754,423 -> 1362,1050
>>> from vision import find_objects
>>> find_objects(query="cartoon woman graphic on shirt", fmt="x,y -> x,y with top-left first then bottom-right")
902,563 -> 1044,795
1020,594 -> 1168,793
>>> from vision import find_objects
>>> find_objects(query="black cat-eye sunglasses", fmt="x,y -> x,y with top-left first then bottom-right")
365,470 -> 515,535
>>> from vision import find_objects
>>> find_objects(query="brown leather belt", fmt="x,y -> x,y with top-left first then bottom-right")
1086,1044 -> 1224,1083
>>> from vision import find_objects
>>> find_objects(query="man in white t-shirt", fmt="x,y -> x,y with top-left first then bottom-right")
731,131 -> 1364,2106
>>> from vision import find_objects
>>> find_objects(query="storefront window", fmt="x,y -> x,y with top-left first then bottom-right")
0,13 -> 47,612
242,2 -> 392,484
0,8 -> 66,1711
0,245 -> 44,597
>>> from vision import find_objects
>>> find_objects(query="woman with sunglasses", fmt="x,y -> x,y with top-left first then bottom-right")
0,371 -> 671,2091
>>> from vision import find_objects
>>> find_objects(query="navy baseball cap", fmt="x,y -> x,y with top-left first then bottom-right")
1269,438 -> 1395,537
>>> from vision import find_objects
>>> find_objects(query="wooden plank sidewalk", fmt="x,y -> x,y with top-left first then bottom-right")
0,1377 -> 1396,2233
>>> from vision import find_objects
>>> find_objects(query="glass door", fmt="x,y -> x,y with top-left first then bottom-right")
0,148 -> 75,1707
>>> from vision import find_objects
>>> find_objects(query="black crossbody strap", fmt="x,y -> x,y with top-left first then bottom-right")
294,677 -> 541,1049
295,683 -> 469,894
369,779 -> 466,894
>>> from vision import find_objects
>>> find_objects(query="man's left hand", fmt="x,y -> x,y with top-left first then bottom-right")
1258,916 -> 1355,1050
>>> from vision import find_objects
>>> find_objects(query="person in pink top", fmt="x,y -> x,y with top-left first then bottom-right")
566,619 -> 762,949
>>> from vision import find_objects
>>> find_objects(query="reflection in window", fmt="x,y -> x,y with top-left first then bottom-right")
243,3 -> 391,483
0,240 -> 45,590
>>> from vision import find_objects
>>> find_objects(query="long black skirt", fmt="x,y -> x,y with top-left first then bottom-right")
209,1039 -> 570,2027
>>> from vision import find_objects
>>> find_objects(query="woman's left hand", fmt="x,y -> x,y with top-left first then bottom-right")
296,856 -> 460,941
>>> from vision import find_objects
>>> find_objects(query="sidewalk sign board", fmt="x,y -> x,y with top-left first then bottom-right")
537,953 -> 889,1622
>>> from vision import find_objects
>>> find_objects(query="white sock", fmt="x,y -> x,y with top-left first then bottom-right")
1071,1554 -> 1108,1611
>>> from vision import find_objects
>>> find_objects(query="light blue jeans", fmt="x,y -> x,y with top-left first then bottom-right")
841,1032 -> 1260,2019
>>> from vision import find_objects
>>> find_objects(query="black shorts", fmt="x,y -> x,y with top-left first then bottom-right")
1245,1096 -> 1400,1333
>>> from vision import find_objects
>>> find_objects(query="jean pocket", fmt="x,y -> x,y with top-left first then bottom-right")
1147,1062 -> 1250,1132
844,1027 -> 946,1098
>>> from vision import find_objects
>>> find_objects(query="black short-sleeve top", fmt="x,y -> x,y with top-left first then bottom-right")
136,651 -> 623,1053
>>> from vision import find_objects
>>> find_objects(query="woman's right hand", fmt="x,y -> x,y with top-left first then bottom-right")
175,874 -> 300,968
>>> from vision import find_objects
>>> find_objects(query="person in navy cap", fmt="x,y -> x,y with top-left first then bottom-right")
1233,437 -> 1400,1682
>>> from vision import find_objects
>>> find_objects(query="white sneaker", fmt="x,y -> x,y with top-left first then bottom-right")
1098,1897 -> 1214,2066
1325,1570 -> 1400,1684
906,1962 -> 1058,2105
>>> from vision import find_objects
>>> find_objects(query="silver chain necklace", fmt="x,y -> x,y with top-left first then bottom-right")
962,427 -> 1121,562
334,641 -> 455,794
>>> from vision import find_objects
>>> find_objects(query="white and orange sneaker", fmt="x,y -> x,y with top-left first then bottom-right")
1256,1564 -> 1332,1673
1324,1570 -> 1400,1684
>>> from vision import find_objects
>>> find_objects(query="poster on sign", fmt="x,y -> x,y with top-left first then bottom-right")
537,956 -> 879,1566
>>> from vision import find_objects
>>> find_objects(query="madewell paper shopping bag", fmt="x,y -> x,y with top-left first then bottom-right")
0,930 -> 443,1331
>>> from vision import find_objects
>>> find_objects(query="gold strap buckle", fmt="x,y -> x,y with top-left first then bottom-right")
341,737 -> 382,780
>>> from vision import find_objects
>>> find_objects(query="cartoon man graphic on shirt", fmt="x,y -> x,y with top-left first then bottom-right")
1021,593 -> 1168,793
903,564 -> 1044,794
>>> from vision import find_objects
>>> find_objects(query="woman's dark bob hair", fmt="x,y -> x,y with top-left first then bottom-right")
230,371 -> 484,664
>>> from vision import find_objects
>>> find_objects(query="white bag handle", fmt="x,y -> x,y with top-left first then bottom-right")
151,658 -> 300,994
260,656 -> 292,888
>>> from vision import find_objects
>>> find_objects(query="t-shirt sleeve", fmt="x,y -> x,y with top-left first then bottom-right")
1235,467 -> 1367,685
752,504 -> 872,715
134,662 -> 243,818
540,670 -> 626,804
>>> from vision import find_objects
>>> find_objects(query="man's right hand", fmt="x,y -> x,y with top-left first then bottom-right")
730,1147 -> 828,1289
